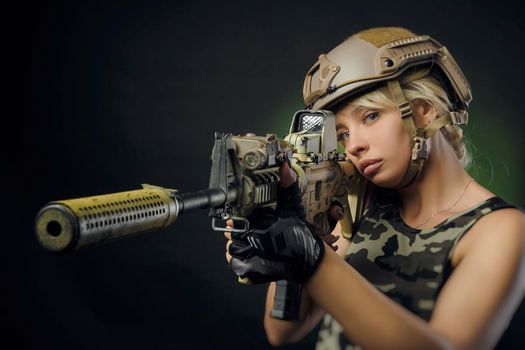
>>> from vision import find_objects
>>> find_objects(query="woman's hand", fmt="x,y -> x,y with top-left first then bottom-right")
224,153 -> 345,284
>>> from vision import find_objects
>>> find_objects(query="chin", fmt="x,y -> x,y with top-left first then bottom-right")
367,171 -> 404,189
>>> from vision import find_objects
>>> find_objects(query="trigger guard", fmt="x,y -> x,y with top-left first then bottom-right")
212,217 -> 250,233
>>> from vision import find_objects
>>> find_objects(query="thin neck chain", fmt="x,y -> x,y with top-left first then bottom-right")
413,177 -> 474,229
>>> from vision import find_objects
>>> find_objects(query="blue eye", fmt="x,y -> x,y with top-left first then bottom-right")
364,111 -> 379,123
337,130 -> 350,142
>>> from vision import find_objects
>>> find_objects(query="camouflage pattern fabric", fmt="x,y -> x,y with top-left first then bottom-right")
316,188 -> 515,350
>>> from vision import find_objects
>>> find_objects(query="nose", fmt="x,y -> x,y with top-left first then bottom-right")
345,134 -> 368,158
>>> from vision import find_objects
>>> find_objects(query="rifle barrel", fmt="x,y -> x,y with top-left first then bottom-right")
34,186 -> 237,253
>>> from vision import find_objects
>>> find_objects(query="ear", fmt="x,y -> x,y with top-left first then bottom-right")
411,100 -> 437,128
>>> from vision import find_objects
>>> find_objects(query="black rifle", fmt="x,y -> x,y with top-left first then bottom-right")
35,110 -> 362,320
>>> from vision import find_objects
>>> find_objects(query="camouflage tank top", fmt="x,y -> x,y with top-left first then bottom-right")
316,188 -> 515,350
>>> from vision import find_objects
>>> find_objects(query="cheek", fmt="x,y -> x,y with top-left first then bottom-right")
393,134 -> 412,168
389,127 -> 410,156
374,121 -> 407,154
374,121 -> 412,186
389,134 -> 412,179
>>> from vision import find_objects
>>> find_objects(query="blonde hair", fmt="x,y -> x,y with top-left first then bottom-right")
349,70 -> 471,168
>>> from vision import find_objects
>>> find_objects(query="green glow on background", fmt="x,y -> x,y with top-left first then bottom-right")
465,102 -> 524,207
265,97 -> 525,209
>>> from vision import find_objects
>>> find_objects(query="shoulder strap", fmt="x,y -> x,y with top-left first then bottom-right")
447,197 -> 518,260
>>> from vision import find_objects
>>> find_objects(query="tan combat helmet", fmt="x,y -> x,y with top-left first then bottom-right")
303,27 -> 472,187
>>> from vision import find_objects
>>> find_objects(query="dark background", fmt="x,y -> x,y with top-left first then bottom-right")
5,0 -> 525,349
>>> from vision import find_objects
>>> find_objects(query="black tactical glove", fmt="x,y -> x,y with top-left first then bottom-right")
229,181 -> 325,284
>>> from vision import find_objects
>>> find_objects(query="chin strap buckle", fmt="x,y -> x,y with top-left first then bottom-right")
411,136 -> 428,161
450,110 -> 469,125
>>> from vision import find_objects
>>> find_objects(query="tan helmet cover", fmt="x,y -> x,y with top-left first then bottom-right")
303,27 -> 472,112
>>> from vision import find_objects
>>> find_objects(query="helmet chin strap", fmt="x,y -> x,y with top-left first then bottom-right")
386,80 -> 468,189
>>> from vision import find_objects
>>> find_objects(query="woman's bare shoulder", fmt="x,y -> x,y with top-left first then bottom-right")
432,206 -> 525,348
453,203 -> 525,267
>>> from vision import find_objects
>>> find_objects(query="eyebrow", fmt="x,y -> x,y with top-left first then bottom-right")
350,106 -> 364,115
335,106 -> 365,130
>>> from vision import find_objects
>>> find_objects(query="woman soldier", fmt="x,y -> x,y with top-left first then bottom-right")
225,27 -> 525,349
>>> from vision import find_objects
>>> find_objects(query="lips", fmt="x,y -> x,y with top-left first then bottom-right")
358,159 -> 383,176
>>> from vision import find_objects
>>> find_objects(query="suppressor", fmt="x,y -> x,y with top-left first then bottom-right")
34,185 -> 230,253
